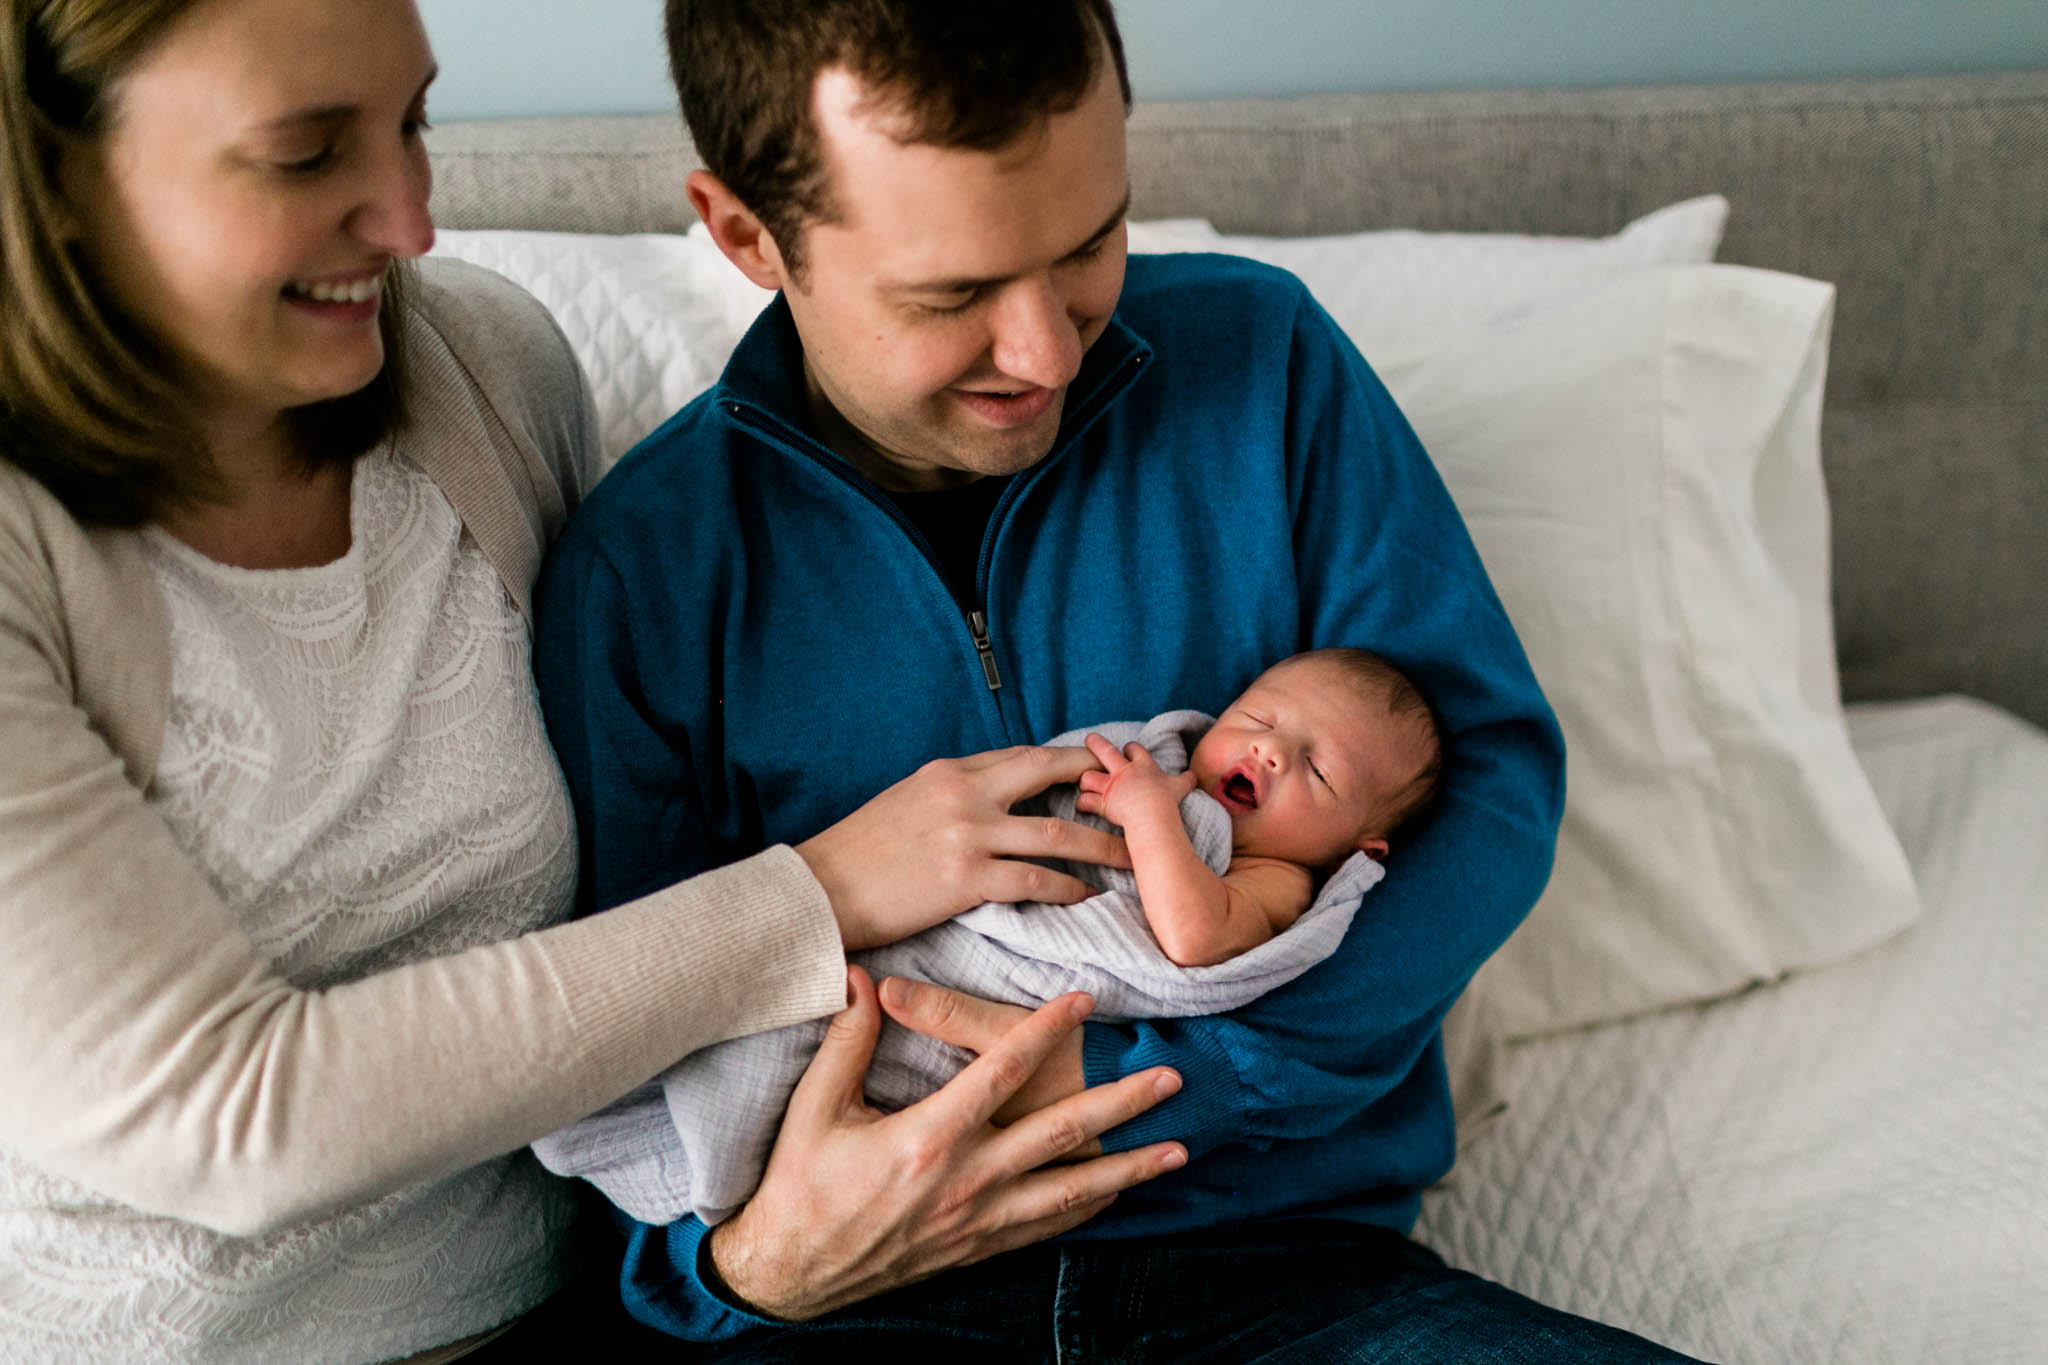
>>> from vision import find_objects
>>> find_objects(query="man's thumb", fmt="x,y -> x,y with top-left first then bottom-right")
787,965 -> 881,1124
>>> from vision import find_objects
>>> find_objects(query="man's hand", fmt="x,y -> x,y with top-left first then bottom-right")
797,746 -> 1128,951
706,969 -> 1186,1322
1075,733 -> 1196,833
880,977 -> 1087,1132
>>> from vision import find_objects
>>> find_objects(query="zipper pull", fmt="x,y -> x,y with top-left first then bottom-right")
968,610 -> 1003,692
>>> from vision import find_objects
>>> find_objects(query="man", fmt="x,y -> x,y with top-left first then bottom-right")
535,1 -> 1695,1358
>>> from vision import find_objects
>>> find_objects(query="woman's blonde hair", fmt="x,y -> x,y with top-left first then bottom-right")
1,0 -> 410,527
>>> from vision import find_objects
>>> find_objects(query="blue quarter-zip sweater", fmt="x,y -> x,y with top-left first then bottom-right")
533,252 -> 1566,1340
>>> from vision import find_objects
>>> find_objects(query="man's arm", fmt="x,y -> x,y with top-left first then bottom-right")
1081,283 -> 1566,1169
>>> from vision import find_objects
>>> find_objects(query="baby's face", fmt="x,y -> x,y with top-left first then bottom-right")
1189,659 -> 1424,867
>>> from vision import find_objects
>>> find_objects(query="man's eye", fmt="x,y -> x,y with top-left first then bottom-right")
914,291 -> 978,317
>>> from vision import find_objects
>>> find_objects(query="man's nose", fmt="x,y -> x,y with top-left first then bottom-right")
987,275 -> 1084,391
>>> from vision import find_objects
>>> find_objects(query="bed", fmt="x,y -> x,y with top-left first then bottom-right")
425,70 -> 2048,1362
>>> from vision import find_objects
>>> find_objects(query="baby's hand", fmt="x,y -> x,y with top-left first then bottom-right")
1076,734 -> 1196,828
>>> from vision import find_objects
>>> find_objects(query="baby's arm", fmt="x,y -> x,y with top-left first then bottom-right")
1077,735 -> 1315,968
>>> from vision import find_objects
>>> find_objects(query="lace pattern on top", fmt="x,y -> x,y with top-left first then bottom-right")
0,449 -> 577,1364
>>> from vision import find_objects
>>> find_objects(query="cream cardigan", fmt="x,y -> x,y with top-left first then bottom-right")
0,258 -> 845,1238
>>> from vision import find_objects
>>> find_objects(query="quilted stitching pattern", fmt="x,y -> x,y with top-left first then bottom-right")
1418,697 -> 2048,1363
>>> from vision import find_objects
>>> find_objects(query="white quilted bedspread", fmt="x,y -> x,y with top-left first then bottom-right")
1417,696 -> 2048,1364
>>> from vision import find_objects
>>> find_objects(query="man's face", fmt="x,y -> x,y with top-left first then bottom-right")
777,55 -> 1130,491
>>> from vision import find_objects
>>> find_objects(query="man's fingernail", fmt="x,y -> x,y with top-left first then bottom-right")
1160,1147 -> 1187,1170
1154,1070 -> 1181,1099
1068,993 -> 1095,1023
879,977 -> 910,1009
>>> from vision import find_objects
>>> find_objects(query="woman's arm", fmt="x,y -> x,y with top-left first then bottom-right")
0,599 -> 848,1237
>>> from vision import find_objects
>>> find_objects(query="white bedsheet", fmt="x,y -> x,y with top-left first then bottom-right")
1417,696 -> 2048,1364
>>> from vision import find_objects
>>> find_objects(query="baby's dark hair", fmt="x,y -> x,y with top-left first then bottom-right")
1277,647 -> 1446,840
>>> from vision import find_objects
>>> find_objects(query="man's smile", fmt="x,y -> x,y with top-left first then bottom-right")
951,383 -> 1059,428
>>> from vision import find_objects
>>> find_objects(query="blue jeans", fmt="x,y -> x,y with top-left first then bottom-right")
694,1222 -> 1708,1363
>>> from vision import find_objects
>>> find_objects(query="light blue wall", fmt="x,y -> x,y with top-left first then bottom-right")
419,0 -> 2048,122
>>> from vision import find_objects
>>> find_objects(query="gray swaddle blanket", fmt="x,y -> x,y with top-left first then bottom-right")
533,710 -> 1385,1226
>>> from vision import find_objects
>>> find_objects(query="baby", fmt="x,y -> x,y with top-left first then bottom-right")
1080,646 -> 1443,966
534,646 -> 1443,1227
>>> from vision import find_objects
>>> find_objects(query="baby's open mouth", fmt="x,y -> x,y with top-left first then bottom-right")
1223,772 -> 1258,808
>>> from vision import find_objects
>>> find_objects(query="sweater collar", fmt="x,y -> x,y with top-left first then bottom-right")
712,293 -> 1153,472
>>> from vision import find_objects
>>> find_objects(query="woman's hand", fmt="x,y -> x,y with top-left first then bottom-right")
795,745 -> 1129,951
705,968 -> 1185,1322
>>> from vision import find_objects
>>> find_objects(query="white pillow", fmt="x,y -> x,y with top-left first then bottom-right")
430,198 -> 1723,467
431,227 -> 761,467
1141,195 -> 1728,357
1370,265 -> 1922,1037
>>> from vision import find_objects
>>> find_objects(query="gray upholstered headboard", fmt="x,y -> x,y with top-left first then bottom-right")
428,71 -> 2048,730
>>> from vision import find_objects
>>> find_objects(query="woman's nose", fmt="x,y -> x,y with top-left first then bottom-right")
351,141 -> 436,259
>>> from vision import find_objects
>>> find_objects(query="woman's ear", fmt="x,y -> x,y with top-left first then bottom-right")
686,168 -> 793,292
44,130 -> 97,244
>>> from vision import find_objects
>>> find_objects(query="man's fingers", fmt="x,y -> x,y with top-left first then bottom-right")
995,1063 -> 1182,1168
784,966 -> 882,1129
988,1140 -> 1188,1245
1082,733 -> 1124,769
878,976 -> 1027,1053
906,991 -> 1093,1131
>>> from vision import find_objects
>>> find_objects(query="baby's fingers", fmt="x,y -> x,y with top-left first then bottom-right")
1082,733 -> 1126,770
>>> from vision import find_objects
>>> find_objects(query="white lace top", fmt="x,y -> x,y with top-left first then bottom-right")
0,448 -> 578,1364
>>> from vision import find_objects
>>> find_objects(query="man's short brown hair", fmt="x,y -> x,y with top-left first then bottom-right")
1,0 -> 409,527
664,0 -> 1130,280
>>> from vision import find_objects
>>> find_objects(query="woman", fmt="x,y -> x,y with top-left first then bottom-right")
0,0 -> 1180,1359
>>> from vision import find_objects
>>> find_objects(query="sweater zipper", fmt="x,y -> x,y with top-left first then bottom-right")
967,610 -> 1002,691
721,340 -> 1148,708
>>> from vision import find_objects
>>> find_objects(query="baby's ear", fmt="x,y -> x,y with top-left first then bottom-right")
1358,835 -> 1390,862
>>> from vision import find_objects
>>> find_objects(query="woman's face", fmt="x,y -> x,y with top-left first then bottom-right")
58,0 -> 437,440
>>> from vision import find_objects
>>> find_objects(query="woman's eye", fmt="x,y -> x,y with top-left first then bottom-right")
276,147 -> 337,175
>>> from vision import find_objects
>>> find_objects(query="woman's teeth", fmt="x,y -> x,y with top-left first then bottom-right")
289,277 -> 380,303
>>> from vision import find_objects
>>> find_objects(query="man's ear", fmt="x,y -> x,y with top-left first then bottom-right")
686,168 -> 792,292
1358,835 -> 1390,862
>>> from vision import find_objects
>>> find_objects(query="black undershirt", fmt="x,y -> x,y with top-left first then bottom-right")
884,475 -> 1013,610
